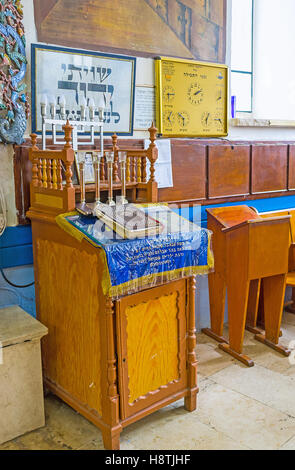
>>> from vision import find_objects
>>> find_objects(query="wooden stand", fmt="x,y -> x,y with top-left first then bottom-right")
27,125 -> 198,450
203,206 -> 291,366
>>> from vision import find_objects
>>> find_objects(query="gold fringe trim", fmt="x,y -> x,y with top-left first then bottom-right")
109,231 -> 214,297
56,211 -> 214,298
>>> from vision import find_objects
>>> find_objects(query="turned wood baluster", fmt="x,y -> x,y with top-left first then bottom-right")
185,276 -> 198,412
137,157 -> 142,182
42,159 -> 47,188
30,133 -> 38,150
38,158 -> 43,187
112,134 -> 120,182
47,159 -> 53,189
142,156 -> 147,183
147,122 -> 158,183
102,296 -> 121,449
131,157 -> 136,182
63,120 -> 74,188
57,160 -> 63,190
31,156 -> 39,187
65,161 -> 73,188
126,155 -> 130,182
105,297 -> 119,402
63,120 -> 73,149
30,134 -> 39,187
52,159 -> 58,190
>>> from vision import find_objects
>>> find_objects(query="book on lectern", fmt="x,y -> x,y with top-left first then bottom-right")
93,203 -> 164,239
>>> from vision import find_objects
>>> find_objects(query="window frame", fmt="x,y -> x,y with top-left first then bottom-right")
231,0 -> 254,114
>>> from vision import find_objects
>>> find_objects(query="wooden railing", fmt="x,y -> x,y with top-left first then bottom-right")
28,122 -> 76,216
111,123 -> 158,202
27,121 -> 159,218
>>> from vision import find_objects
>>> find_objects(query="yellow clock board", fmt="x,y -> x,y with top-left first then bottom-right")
155,57 -> 228,137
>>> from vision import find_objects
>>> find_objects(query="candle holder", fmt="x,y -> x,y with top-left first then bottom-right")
105,151 -> 116,206
118,151 -> 128,205
76,154 -> 93,216
93,151 -> 102,207
40,94 -> 104,152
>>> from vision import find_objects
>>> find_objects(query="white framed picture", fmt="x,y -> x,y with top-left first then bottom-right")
31,44 -> 136,136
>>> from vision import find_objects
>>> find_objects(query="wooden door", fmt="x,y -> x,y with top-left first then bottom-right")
116,279 -> 187,419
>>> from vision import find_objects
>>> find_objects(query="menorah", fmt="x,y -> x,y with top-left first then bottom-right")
40,93 -> 108,152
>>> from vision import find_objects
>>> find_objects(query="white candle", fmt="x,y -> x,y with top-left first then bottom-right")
59,95 -> 66,119
49,95 -> 56,118
97,94 -> 105,121
88,98 -> 95,120
40,94 -> 48,117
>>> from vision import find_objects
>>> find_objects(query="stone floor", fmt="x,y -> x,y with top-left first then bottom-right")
1,311 -> 295,450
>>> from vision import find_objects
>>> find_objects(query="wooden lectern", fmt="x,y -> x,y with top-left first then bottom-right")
26,126 -> 199,450
203,206 -> 291,366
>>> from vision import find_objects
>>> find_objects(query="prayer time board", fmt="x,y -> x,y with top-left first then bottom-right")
155,57 -> 228,137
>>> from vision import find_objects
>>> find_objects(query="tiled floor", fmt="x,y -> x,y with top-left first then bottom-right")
1,311 -> 295,450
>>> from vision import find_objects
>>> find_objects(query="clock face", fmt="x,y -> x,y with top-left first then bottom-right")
201,111 -> 212,128
177,111 -> 190,128
213,112 -> 224,131
163,86 -> 176,103
163,110 -> 175,127
187,83 -> 204,105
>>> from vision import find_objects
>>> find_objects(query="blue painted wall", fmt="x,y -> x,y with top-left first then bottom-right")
0,225 -> 35,317
0,225 -> 33,269
0,265 -> 36,317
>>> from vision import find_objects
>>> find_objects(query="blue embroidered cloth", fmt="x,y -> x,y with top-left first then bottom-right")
57,205 -> 213,297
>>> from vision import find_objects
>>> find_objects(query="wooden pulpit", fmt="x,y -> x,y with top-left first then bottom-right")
203,205 -> 291,366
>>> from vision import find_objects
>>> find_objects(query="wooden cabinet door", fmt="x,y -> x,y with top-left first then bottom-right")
116,279 -> 187,419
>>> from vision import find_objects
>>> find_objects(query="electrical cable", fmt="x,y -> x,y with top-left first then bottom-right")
0,267 -> 35,288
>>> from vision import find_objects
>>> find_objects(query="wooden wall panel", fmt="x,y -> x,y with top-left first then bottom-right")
251,145 -> 288,194
36,239 -> 103,416
208,145 -> 250,199
15,139 -> 295,224
158,141 -> 206,202
125,292 -> 179,403
289,145 -> 295,190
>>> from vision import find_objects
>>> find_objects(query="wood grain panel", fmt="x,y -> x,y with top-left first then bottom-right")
159,141 -> 206,202
34,0 -> 58,24
251,145 -> 288,194
117,279 -> 187,419
36,239 -> 102,416
208,145 -> 250,198
125,292 -> 179,403
34,0 -> 226,62
289,145 -> 295,190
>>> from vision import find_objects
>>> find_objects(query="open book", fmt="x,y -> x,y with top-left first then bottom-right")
93,203 -> 164,239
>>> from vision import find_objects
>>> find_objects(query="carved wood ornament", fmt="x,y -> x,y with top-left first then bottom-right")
0,0 -> 28,145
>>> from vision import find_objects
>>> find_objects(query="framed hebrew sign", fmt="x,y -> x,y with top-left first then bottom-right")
31,44 -> 136,135
155,56 -> 228,137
